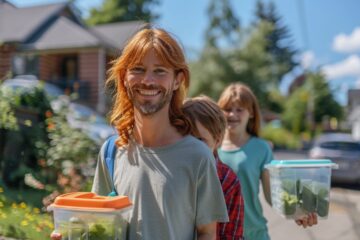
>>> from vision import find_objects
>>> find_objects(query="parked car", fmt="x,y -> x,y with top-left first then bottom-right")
1,75 -> 64,100
66,102 -> 115,145
1,76 -> 115,145
309,133 -> 360,184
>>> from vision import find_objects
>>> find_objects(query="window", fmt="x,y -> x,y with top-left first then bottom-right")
12,54 -> 39,76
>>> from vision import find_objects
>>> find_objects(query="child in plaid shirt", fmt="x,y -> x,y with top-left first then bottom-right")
183,96 -> 245,240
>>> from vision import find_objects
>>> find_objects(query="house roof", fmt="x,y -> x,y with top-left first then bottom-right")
91,21 -> 145,50
0,0 -> 16,10
1,1 -> 144,52
22,16 -> 103,51
0,2 -> 67,43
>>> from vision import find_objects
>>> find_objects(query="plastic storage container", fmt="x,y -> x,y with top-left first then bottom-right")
48,192 -> 132,240
265,159 -> 338,219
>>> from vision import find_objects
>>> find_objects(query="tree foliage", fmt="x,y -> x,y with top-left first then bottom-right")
190,20 -> 281,110
86,0 -> 160,25
282,71 -> 343,134
190,1 -> 294,112
282,87 -> 309,134
253,0 -> 298,84
205,0 -> 240,48
307,72 -> 343,123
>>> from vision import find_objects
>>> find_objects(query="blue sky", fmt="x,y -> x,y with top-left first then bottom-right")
10,0 -> 360,105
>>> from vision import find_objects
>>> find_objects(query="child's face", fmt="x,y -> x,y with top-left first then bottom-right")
222,103 -> 252,133
194,120 -> 218,152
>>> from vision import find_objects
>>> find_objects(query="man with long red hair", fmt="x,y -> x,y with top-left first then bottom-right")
90,26 -> 228,239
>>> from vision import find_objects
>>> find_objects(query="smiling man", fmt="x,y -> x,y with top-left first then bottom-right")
90,26 -> 229,240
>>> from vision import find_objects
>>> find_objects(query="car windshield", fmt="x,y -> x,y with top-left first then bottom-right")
319,141 -> 360,151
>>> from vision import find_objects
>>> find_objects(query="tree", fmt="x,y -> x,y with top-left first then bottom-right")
189,48 -> 237,99
204,0 -> 240,48
190,0 -> 291,111
190,20 -> 282,109
306,72 -> 343,124
86,0 -> 160,25
253,0 -> 298,84
282,71 -> 343,135
282,87 -> 309,134
228,21 -> 278,106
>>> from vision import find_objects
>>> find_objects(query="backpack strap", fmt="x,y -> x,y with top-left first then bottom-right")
104,135 -> 118,196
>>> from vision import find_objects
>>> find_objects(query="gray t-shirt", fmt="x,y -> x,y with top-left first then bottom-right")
92,135 -> 228,240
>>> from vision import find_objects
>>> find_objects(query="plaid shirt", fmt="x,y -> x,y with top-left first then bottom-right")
215,154 -> 245,240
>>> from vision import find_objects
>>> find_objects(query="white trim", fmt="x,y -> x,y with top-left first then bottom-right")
97,48 -> 106,113
266,163 -> 338,169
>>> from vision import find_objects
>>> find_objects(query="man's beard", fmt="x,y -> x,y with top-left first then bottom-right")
126,83 -> 174,116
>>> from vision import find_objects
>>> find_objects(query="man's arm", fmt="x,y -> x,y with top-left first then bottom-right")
197,222 -> 216,240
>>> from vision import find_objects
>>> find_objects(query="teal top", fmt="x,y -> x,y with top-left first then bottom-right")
218,137 -> 273,240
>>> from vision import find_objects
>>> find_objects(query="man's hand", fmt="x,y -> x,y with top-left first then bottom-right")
295,212 -> 318,228
197,221 -> 216,240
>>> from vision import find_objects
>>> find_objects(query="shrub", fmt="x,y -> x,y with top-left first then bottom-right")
261,124 -> 301,150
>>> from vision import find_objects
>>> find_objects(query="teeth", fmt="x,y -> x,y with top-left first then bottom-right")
138,89 -> 159,96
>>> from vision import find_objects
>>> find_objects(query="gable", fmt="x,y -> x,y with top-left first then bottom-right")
0,2 -> 79,43
23,16 -> 102,51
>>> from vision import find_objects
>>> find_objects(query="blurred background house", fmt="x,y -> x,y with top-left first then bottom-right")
0,0 -> 143,113
348,89 -> 360,140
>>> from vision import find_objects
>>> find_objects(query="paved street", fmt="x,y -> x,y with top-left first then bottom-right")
261,150 -> 360,240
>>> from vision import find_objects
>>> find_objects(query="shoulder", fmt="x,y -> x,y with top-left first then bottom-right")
99,136 -> 127,161
180,135 -> 214,158
250,137 -> 272,152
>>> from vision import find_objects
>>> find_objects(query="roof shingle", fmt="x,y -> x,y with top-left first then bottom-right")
0,2 -> 66,42
23,16 -> 102,50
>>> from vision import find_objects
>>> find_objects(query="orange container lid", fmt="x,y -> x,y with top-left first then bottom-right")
50,192 -> 132,211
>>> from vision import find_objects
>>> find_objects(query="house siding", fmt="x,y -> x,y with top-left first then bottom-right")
79,50 -> 100,108
0,44 -> 16,80
39,54 -> 59,81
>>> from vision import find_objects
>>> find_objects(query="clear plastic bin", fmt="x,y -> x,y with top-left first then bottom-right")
48,192 -> 132,240
265,159 -> 338,219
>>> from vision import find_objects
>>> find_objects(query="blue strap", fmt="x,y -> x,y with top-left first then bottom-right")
104,135 -> 118,196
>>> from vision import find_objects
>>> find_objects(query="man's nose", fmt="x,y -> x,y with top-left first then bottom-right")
142,71 -> 155,85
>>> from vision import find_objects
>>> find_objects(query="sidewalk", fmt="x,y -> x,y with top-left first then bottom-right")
261,187 -> 360,240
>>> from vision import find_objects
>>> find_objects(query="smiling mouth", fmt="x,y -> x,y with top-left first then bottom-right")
137,89 -> 161,96
227,119 -> 239,123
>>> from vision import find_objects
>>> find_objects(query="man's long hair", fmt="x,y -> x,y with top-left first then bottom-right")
106,27 -> 191,147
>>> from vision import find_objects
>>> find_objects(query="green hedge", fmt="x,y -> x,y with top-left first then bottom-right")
261,124 -> 301,150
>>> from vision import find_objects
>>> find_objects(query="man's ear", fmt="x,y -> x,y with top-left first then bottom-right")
173,72 -> 183,90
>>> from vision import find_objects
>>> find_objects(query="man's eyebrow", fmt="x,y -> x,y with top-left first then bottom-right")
154,64 -> 167,67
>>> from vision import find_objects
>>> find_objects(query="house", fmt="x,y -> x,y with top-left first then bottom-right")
0,0 -> 144,112
347,89 -> 360,140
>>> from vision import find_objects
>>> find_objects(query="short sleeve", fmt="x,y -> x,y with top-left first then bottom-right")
260,140 -> 273,171
91,143 -> 113,196
195,155 -> 229,226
